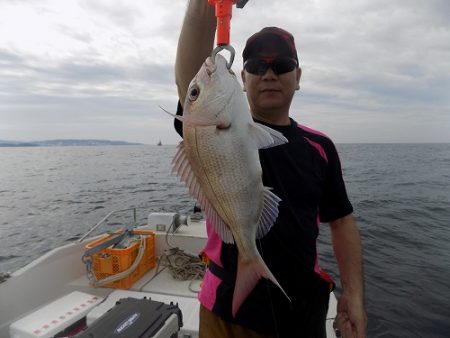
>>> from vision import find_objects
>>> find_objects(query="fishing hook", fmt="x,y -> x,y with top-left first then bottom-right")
211,44 -> 235,69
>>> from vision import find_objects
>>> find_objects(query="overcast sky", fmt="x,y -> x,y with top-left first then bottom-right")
0,0 -> 449,144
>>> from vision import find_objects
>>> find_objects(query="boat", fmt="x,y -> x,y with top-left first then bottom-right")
157,140 -> 162,146
0,207 -> 339,337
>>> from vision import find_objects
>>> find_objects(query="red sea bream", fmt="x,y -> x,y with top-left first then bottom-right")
171,54 -> 289,316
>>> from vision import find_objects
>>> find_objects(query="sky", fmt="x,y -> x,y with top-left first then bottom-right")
0,0 -> 449,144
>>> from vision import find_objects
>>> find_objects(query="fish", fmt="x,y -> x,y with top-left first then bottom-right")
170,54 -> 290,316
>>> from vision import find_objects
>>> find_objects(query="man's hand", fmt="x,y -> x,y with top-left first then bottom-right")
330,214 -> 367,338
335,292 -> 367,338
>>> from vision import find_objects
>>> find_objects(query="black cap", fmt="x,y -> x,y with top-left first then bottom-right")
242,27 -> 299,63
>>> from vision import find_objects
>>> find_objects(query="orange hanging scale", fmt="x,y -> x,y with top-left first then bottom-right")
208,0 -> 248,68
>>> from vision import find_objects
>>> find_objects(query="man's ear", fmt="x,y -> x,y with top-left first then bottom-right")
296,67 -> 302,90
241,70 -> 247,92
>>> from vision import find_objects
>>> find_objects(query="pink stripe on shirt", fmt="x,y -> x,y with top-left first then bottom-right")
297,123 -> 329,137
198,219 -> 224,310
201,219 -> 223,267
296,124 -> 329,163
304,137 -> 328,163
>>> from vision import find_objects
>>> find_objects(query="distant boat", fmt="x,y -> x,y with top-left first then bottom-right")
157,140 -> 162,146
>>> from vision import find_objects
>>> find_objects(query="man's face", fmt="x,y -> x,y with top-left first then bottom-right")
241,44 -> 301,124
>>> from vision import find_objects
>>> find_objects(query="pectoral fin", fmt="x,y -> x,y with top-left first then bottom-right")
248,122 -> 288,149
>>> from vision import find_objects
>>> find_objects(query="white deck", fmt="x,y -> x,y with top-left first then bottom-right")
0,215 -> 337,338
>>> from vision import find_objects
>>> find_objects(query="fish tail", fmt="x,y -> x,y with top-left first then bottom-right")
232,255 -> 290,317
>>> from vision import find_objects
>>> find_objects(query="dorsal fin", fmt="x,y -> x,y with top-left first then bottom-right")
162,106 -> 219,126
172,141 -> 235,244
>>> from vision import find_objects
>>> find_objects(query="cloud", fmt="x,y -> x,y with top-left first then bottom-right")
54,24 -> 93,44
80,0 -> 144,29
0,0 -> 449,143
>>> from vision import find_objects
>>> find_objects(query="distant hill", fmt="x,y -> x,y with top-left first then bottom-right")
0,139 -> 143,147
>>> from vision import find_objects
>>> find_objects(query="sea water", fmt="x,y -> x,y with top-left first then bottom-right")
1,144 -> 449,337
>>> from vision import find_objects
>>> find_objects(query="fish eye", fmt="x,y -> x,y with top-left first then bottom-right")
188,85 -> 200,101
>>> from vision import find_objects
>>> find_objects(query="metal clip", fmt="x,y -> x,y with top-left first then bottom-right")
211,44 -> 235,69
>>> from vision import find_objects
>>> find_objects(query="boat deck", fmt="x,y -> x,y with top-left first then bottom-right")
0,214 -> 337,337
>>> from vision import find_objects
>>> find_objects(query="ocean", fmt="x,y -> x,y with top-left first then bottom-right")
1,144 -> 449,337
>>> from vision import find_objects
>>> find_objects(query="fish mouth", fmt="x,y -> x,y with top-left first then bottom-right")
205,57 -> 218,76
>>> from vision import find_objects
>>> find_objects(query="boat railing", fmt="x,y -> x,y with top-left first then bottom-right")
78,207 -> 138,242
77,206 -> 197,242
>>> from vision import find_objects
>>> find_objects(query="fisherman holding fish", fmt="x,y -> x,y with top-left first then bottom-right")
172,1 -> 367,337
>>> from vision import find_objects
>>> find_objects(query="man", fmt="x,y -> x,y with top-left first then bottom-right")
174,1 -> 367,337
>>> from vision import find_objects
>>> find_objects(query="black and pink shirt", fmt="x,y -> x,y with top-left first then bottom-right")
174,110 -> 353,335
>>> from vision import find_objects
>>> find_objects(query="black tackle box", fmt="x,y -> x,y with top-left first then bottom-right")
76,297 -> 183,338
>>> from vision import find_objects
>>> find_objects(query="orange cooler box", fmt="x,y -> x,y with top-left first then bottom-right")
84,229 -> 156,289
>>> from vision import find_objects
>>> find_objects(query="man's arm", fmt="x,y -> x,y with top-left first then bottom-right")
330,214 -> 367,338
175,0 -> 216,106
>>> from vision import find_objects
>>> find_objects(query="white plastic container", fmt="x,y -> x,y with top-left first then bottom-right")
10,291 -> 103,338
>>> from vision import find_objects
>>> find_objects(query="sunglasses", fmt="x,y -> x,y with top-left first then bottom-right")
244,57 -> 298,75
